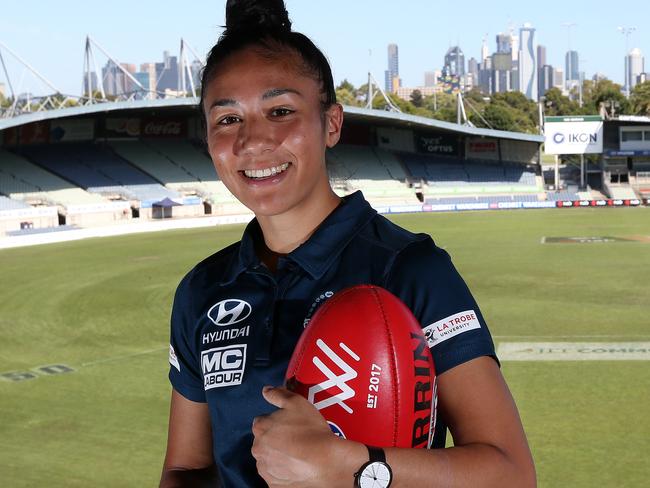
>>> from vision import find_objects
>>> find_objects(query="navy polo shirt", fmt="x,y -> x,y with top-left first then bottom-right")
168,191 -> 496,487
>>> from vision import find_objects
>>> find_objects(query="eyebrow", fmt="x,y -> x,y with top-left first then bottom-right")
262,88 -> 302,99
208,88 -> 302,112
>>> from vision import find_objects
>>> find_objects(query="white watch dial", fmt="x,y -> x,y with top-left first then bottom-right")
359,461 -> 391,488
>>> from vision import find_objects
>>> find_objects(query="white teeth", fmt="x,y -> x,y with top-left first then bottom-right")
244,162 -> 290,179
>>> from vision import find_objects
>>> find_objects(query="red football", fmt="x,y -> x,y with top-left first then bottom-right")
286,285 -> 437,448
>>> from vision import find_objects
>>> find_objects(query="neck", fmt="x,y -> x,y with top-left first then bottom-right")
257,188 -> 341,254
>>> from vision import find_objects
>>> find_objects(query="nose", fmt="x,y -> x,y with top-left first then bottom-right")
234,116 -> 276,156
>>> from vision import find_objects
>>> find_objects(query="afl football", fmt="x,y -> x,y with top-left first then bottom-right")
285,285 -> 436,448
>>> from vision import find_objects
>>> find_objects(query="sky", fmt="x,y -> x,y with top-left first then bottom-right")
0,0 -> 649,97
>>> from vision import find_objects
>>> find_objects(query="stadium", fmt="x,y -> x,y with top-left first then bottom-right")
1,50 -> 649,488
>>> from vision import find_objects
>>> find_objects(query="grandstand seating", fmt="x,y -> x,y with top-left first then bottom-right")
546,191 -> 581,201
397,152 -> 539,195
326,145 -> 417,204
0,148 -> 109,206
15,143 -> 180,206
144,139 -> 248,213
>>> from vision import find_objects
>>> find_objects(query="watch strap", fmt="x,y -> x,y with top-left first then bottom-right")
367,445 -> 386,464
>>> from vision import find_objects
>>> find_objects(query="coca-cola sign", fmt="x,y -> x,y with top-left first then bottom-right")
141,118 -> 186,138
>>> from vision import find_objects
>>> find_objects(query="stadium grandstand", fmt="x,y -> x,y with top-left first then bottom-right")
0,99 -> 645,237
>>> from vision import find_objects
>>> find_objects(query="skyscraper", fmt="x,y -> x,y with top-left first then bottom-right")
156,51 -> 179,92
496,33 -> 511,54
384,43 -> 399,92
444,46 -> 465,76
539,65 -> 554,97
518,23 -> 537,100
627,48 -> 645,92
565,50 -> 579,82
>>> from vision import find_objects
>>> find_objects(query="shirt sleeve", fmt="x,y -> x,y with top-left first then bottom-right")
384,236 -> 498,375
168,271 -> 206,403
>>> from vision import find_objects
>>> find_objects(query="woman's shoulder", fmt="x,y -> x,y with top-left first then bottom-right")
176,240 -> 243,293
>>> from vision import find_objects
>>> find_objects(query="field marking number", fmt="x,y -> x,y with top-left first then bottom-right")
0,364 -> 75,382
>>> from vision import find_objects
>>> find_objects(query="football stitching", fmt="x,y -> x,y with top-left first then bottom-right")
369,286 -> 400,446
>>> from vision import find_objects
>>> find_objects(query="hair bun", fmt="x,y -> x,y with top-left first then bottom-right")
225,0 -> 291,33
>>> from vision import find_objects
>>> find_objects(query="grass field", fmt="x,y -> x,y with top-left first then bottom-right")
1,207 -> 649,487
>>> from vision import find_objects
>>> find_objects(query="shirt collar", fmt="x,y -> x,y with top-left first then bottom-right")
228,191 -> 376,282
286,191 -> 376,279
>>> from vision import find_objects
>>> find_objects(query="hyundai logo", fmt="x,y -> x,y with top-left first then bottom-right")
553,133 -> 565,144
207,299 -> 252,327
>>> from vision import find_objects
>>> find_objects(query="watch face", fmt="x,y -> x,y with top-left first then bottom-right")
358,461 -> 392,488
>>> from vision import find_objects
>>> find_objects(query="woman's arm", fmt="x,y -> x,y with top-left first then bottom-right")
252,356 -> 535,487
159,389 -> 220,488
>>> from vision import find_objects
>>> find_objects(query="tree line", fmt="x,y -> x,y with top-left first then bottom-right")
335,79 -> 650,134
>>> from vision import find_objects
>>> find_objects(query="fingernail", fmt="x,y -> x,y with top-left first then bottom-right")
262,385 -> 273,393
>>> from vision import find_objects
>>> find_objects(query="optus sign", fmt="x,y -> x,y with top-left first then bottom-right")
544,116 -> 603,155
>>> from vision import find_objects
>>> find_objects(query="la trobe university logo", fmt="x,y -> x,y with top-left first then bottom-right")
208,299 -> 252,327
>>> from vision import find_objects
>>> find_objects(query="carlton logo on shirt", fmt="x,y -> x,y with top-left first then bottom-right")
207,299 -> 252,327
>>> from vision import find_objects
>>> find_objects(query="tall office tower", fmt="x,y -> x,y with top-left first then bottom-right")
384,43 -> 399,92
627,48 -> 645,92
492,52 -> 512,93
537,45 -> 547,97
539,64 -> 554,97
467,57 -> 479,80
156,51 -> 179,92
510,32 -> 519,63
140,63 -> 157,92
478,56 -> 492,93
553,68 -> 565,91
444,46 -> 465,76
518,23 -> 537,100
424,71 -> 437,87
565,50 -> 579,83
481,37 -> 489,63
496,33 -> 511,53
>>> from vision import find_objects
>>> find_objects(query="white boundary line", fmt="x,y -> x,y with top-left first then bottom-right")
80,346 -> 167,367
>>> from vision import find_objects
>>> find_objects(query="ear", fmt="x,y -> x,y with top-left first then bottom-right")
324,103 -> 344,148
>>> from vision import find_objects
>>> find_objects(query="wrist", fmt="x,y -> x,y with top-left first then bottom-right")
329,438 -> 367,487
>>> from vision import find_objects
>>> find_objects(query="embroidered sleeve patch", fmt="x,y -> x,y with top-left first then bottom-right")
169,344 -> 181,372
422,310 -> 481,348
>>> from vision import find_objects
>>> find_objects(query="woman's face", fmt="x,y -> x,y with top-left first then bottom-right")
202,46 -> 342,217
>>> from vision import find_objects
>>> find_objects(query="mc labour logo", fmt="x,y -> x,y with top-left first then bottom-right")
207,299 -> 252,327
308,339 -> 360,414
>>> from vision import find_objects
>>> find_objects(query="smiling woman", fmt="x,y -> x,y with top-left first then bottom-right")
159,1 -> 535,487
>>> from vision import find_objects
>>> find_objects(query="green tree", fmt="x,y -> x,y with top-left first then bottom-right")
481,103 -> 517,132
336,79 -> 355,93
583,79 -> 629,115
410,89 -> 423,107
630,81 -> 650,115
542,87 -> 580,116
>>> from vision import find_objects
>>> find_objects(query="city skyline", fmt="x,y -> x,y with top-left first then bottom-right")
1,0 -> 649,98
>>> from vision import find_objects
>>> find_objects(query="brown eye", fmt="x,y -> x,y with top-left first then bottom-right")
271,107 -> 294,117
217,115 -> 241,125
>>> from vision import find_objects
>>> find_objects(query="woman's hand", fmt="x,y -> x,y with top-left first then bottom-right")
251,386 -> 364,487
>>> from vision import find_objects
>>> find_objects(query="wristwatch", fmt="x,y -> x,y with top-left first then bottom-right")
353,445 -> 393,488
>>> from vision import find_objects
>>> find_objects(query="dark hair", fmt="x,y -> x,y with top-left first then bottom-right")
199,0 -> 336,121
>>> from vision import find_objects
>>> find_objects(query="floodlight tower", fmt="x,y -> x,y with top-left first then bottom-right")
617,26 -> 637,97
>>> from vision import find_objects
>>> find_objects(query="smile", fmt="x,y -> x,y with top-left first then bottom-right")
243,162 -> 291,179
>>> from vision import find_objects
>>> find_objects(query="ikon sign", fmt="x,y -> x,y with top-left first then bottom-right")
544,116 -> 603,155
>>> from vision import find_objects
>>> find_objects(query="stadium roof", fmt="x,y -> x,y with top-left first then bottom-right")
0,98 -> 544,144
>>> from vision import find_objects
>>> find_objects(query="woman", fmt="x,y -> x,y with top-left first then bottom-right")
160,1 -> 536,487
